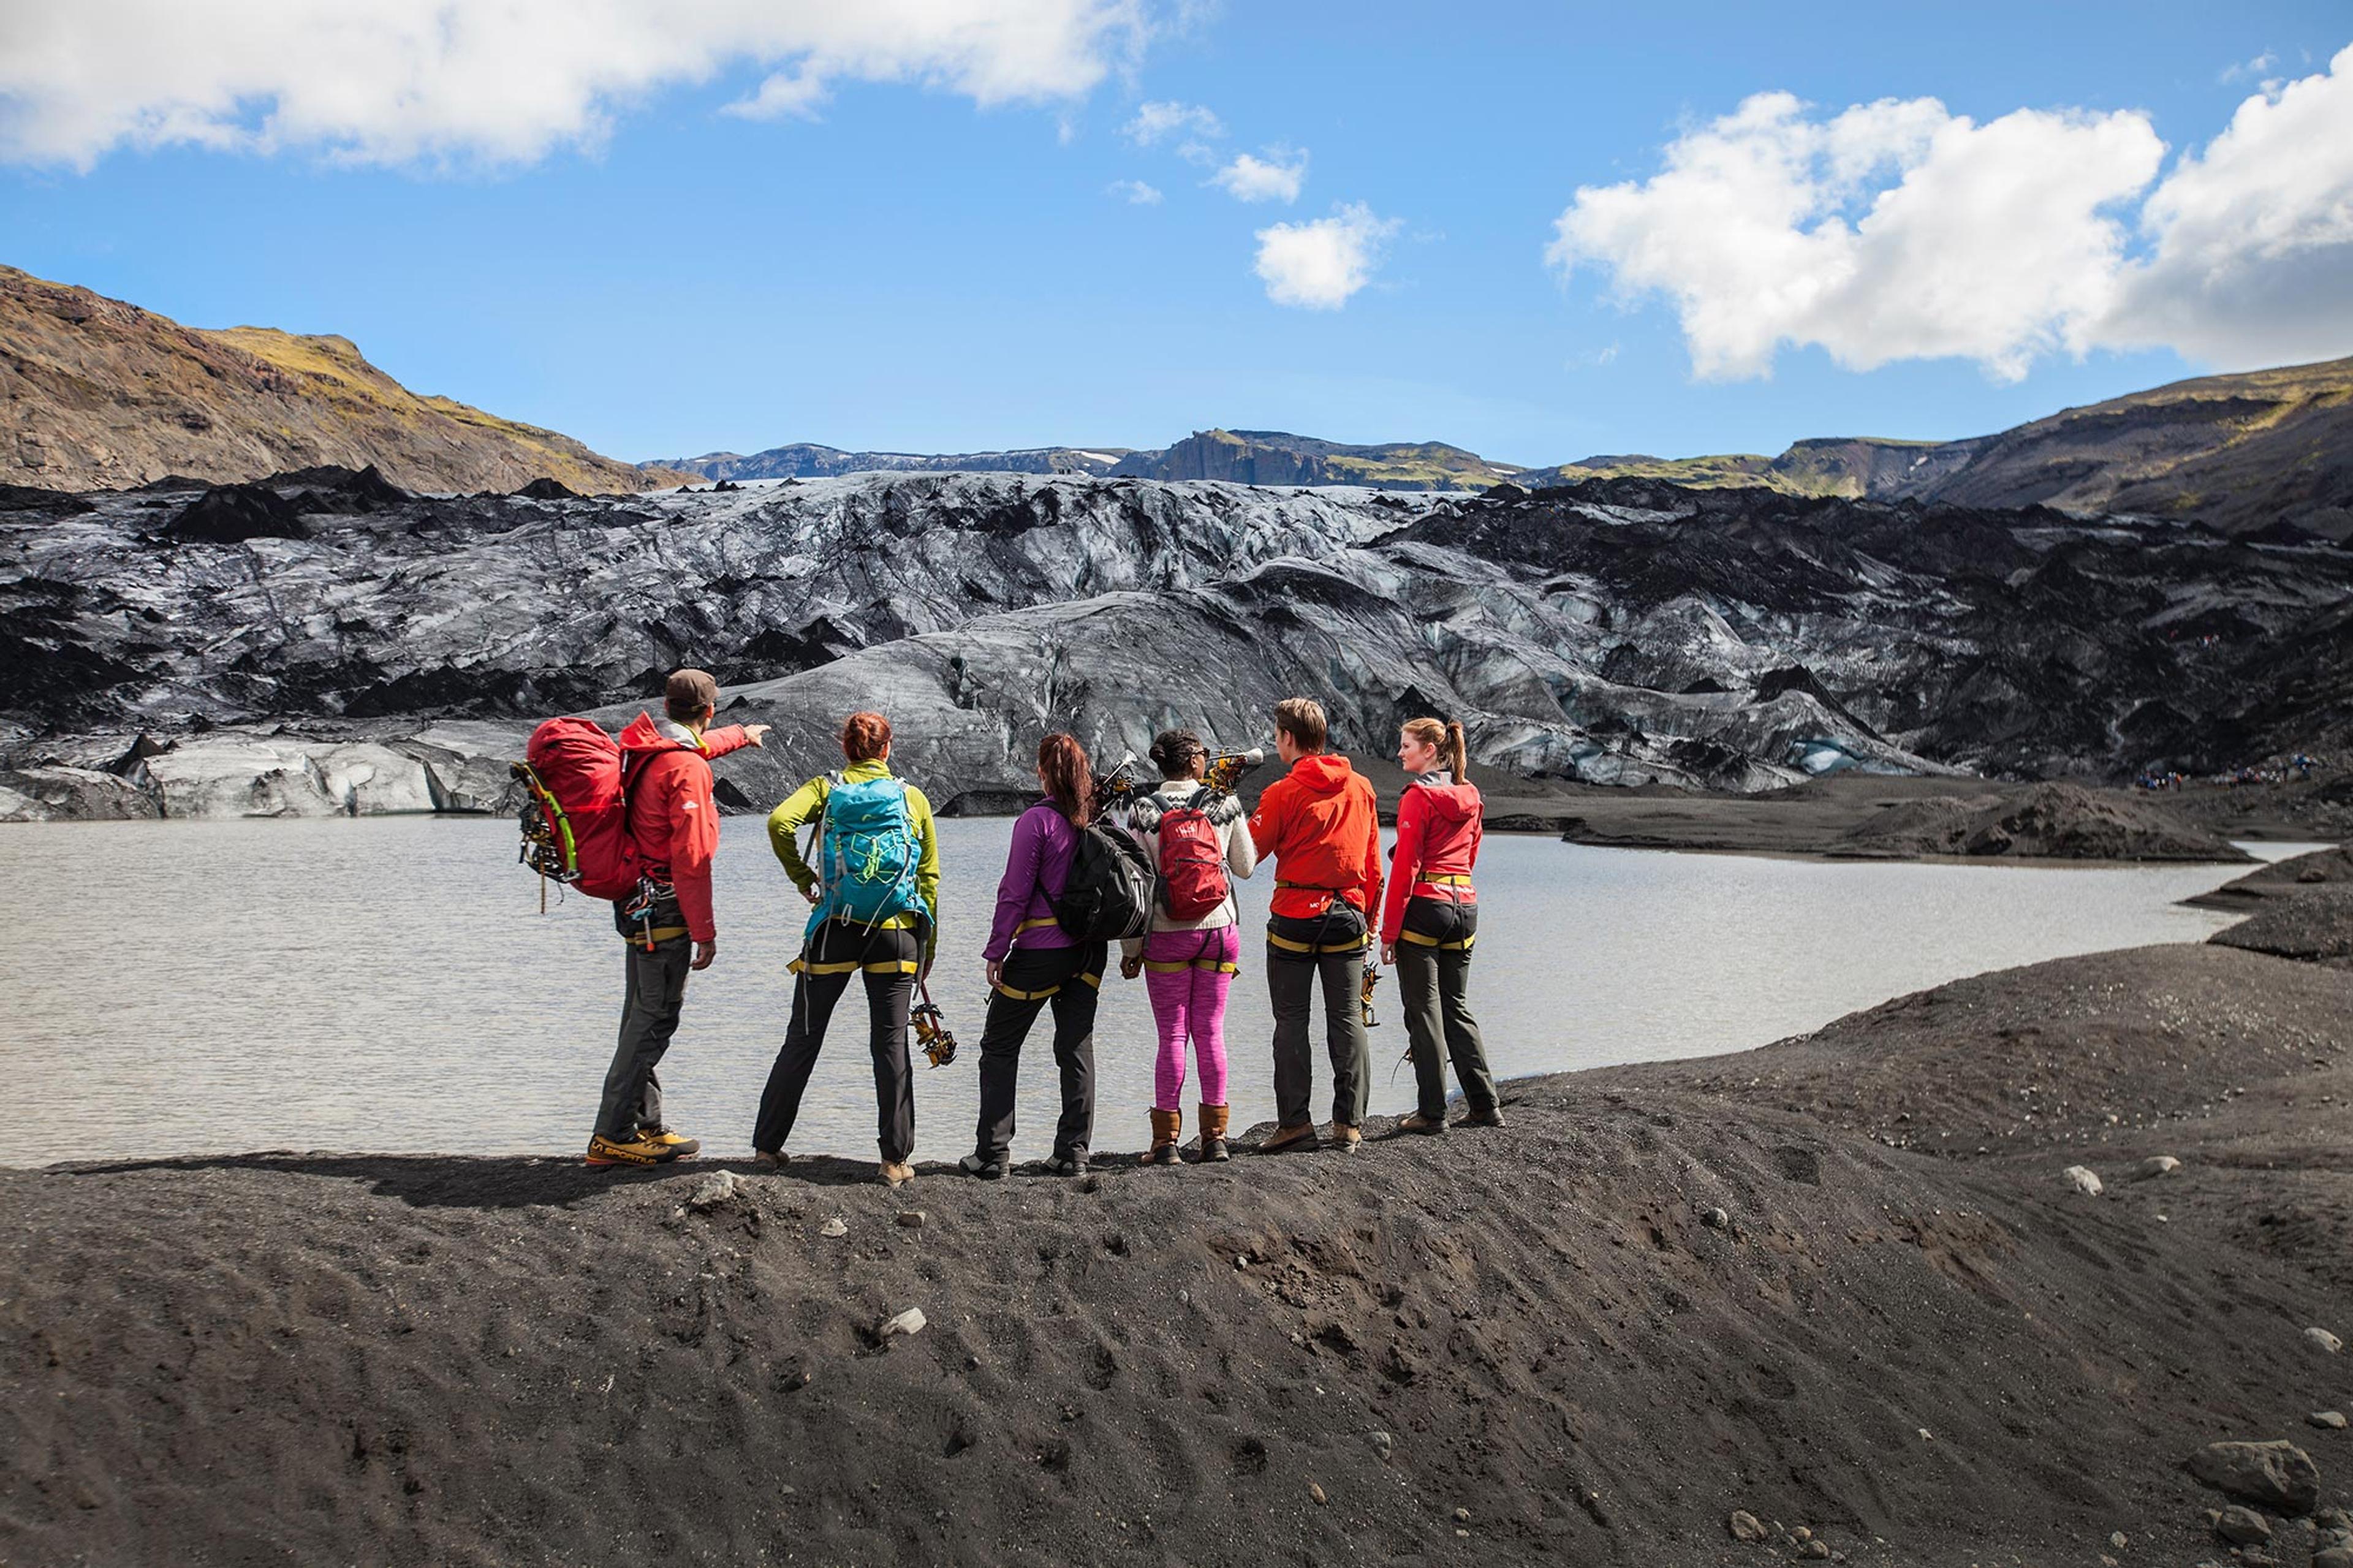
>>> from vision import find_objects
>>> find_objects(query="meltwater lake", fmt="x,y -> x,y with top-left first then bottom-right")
0,818 -> 2305,1164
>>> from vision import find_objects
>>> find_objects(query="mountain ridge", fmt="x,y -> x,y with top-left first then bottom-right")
0,265 -> 684,494
659,358 -> 2353,528
8,263 -> 2346,528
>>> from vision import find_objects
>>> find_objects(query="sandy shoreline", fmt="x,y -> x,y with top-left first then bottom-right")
6,853 -> 2351,1566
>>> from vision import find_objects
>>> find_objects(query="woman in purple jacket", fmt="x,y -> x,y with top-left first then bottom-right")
960,733 -> 1108,1179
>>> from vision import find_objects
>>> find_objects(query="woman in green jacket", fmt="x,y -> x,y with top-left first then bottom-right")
752,710 -> 941,1186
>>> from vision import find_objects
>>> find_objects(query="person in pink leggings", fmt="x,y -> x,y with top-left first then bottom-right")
1118,729 -> 1258,1164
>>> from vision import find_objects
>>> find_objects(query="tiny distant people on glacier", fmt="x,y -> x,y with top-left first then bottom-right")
753,710 -> 941,1187
1248,697 -> 1384,1155
960,735 -> 1112,1179
1381,718 -> 1502,1133
1115,727 -> 1259,1165
587,668 -> 768,1167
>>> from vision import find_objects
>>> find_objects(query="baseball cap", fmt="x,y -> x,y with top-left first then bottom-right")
665,668 -> 720,716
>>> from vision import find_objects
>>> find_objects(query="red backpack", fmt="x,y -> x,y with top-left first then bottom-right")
1154,801 -> 1230,920
513,718 -> 642,901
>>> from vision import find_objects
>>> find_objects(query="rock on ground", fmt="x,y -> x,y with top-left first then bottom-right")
2186,1441 -> 2322,1515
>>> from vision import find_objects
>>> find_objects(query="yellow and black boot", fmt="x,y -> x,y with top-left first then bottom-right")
1146,1108 -> 1183,1166
638,1127 -> 700,1159
1199,1103 -> 1230,1164
585,1131 -> 666,1167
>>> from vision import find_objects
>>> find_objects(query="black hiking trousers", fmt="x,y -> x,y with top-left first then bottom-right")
973,942 -> 1108,1164
1266,904 -> 1370,1130
755,917 -> 921,1163
1395,896 -> 1496,1121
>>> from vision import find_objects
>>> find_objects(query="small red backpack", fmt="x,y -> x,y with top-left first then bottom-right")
1154,800 -> 1230,920
513,718 -> 642,901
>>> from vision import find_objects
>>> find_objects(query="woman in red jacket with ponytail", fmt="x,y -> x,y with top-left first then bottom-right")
1379,717 -> 1502,1133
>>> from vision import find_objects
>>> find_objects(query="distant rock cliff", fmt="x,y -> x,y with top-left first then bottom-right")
1108,430 -> 1519,490
651,442 -> 1131,482
1520,358 -> 2353,536
1869,358 -> 2353,536
0,265 -> 683,494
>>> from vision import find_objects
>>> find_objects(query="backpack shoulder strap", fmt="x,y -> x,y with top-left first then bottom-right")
804,772 -> 843,857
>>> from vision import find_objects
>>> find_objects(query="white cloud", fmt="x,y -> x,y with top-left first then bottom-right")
1211,146 -> 1305,203
1549,45 -> 2353,380
1107,177 -> 1162,204
1548,91 -> 2162,381
1122,98 -> 1221,145
1253,202 -> 1399,309
2220,51 -> 2278,84
0,0 -> 1161,169
2104,44 -> 2353,366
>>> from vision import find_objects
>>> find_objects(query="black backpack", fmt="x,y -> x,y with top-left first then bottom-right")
1053,820 -> 1156,942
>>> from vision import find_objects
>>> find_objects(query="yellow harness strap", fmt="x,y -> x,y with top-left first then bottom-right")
994,968 -> 1102,1001
795,955 -> 922,975
1398,930 -> 1477,951
1267,931 -> 1368,955
1143,958 -> 1241,975
623,925 -> 689,945
1014,916 -> 1060,934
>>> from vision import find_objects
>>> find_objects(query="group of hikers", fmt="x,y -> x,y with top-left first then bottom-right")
578,669 -> 1501,1186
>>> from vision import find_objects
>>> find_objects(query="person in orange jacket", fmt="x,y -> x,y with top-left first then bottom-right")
588,668 -> 768,1167
1247,697 -> 1382,1153
1379,717 -> 1502,1133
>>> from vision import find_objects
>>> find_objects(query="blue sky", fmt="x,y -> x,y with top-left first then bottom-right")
4,1 -> 2351,467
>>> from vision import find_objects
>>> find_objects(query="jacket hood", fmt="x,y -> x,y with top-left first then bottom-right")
1288,753 -> 1358,795
1411,776 -> 1480,826
618,711 -> 703,756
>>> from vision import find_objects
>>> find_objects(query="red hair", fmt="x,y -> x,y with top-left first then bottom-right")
839,711 -> 892,763
1037,733 -> 1093,825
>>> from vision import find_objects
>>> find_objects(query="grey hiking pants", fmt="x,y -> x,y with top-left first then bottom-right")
1395,896 -> 1496,1120
599,920 -> 691,1140
1267,907 -> 1369,1129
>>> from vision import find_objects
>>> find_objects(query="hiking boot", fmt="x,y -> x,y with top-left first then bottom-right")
879,1161 -> 915,1187
1325,1121 -> 1363,1153
1258,1119 -> 1318,1156
585,1131 -> 671,1167
958,1152 -> 1007,1181
1199,1102 -> 1231,1164
1145,1108 -> 1183,1167
1396,1110 -> 1447,1135
637,1126 -> 702,1159
752,1149 -> 787,1171
1046,1146 -> 1089,1178
1455,1105 -> 1507,1129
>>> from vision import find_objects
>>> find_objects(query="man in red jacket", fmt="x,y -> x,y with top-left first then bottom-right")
1248,696 -> 1382,1154
588,668 -> 768,1167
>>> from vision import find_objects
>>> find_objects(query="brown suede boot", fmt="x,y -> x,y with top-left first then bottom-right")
1146,1107 -> 1183,1166
1199,1103 -> 1230,1164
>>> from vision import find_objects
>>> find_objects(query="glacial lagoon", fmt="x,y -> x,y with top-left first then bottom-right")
1,817 -> 2307,1163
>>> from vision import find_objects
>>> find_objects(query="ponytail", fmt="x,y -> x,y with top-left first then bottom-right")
1402,716 -> 1468,785
1037,733 -> 1094,826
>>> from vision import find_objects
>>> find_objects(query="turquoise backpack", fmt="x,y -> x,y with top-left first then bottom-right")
806,774 -> 923,935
